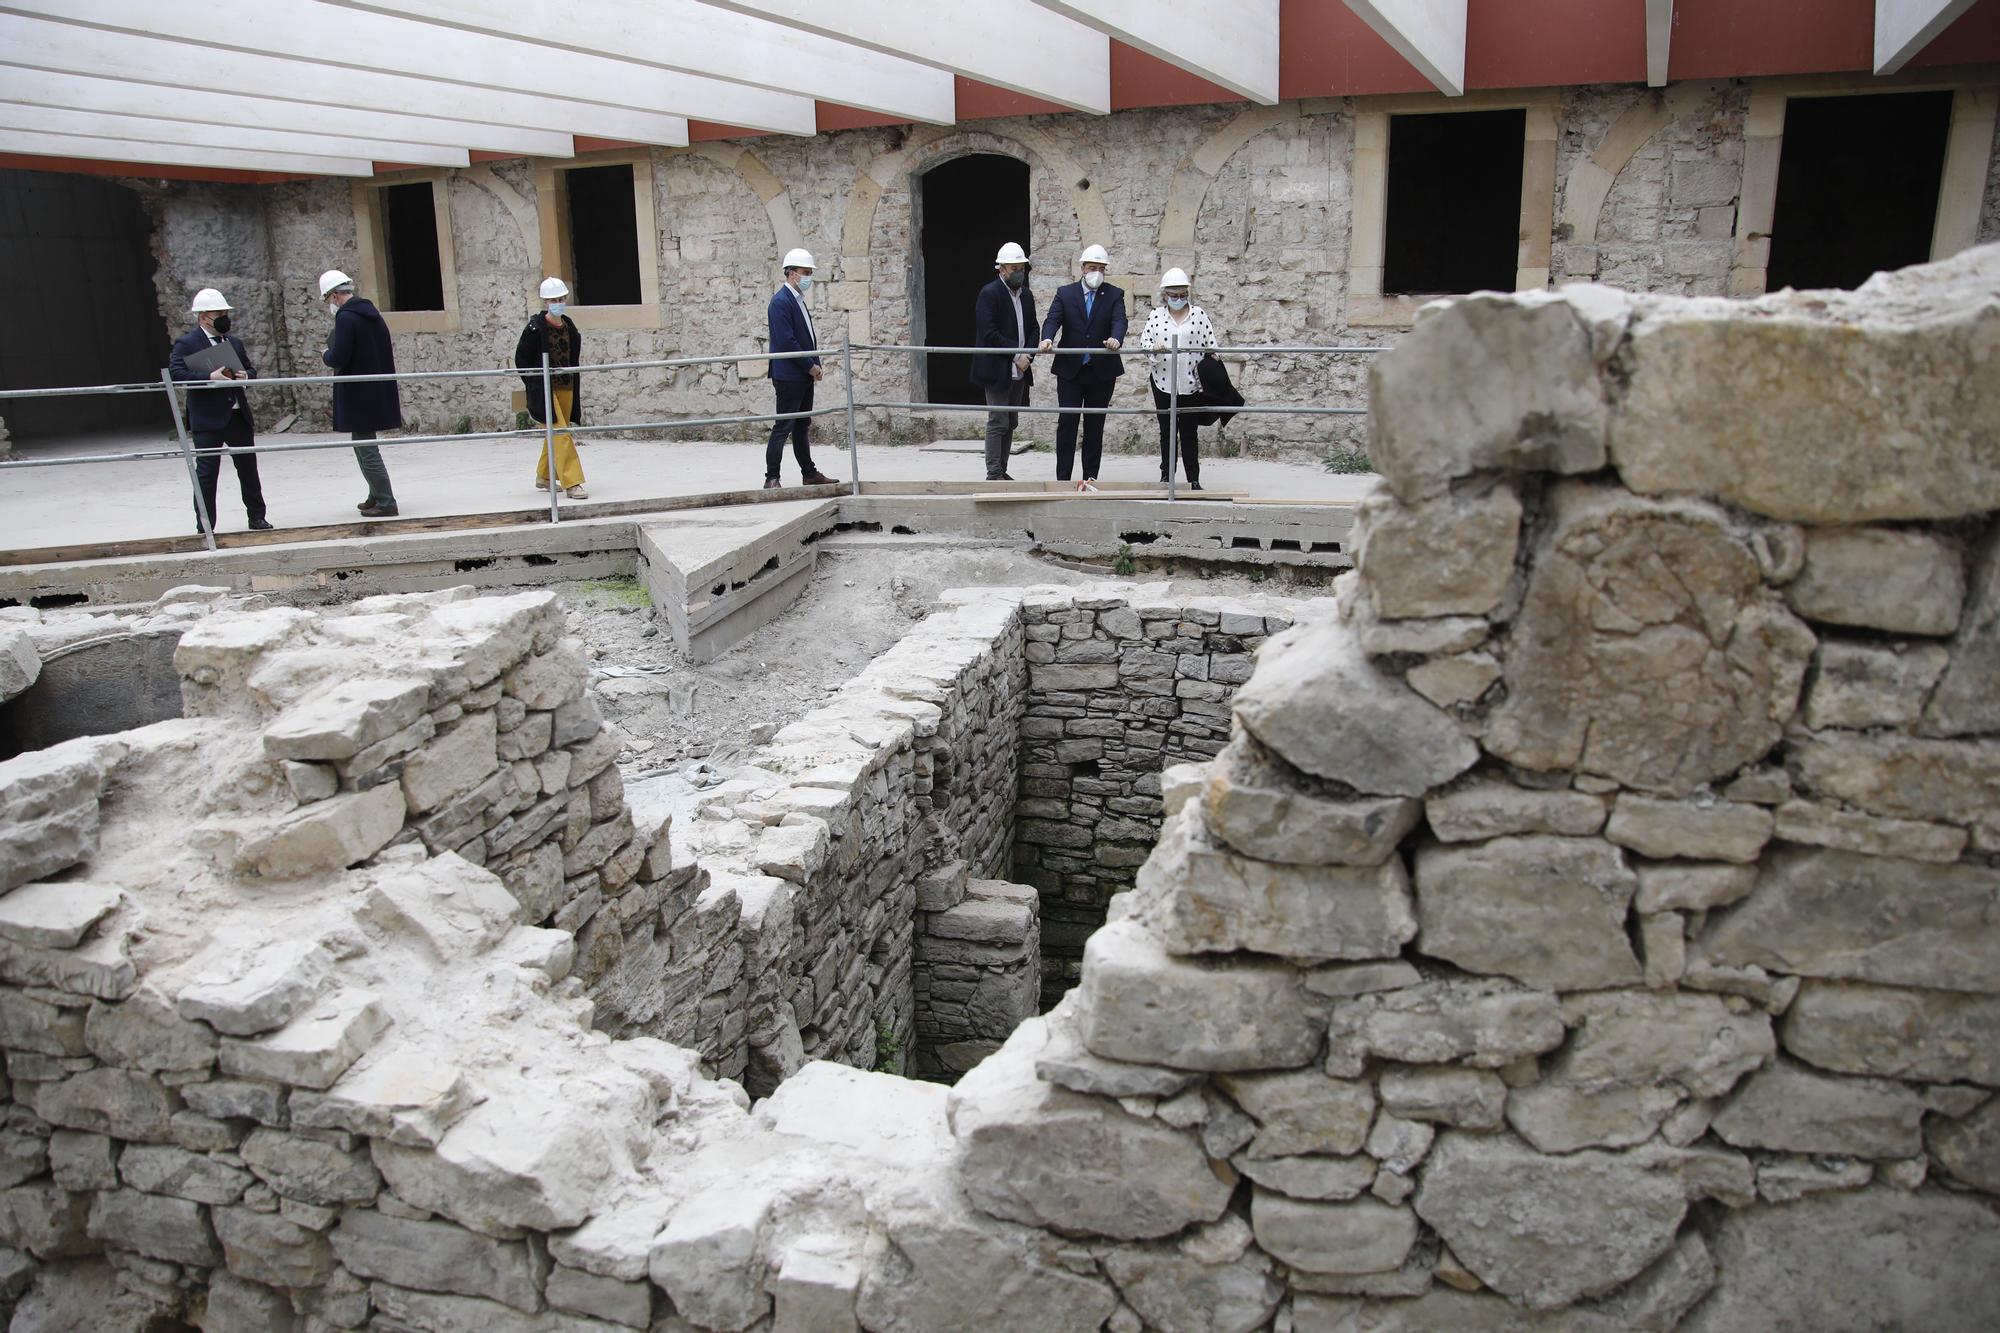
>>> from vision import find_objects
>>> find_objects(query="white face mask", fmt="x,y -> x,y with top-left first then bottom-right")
548,302 -> 566,317
796,274 -> 814,293
326,300 -> 340,316
1166,294 -> 1189,312
1083,270 -> 1103,291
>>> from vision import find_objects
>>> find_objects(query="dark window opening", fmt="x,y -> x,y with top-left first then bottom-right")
563,164 -> 644,306
1766,91 -> 1952,293
1383,109 -> 1525,296
380,182 -> 444,312
918,154 -> 1030,406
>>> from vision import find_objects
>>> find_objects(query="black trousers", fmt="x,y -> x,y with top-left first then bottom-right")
1152,384 -> 1201,485
1055,375 -> 1114,481
766,378 -> 818,479
192,410 -> 265,529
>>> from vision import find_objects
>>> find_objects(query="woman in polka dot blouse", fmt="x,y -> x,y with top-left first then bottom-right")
1137,267 -> 1217,490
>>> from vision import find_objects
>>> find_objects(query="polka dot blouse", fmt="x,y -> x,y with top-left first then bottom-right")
1138,305 -> 1218,394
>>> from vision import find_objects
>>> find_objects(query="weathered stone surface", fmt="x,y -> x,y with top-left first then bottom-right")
950,1028 -> 1233,1240
176,936 -> 332,1036
1709,1062 -> 1927,1157
1698,847 -> 2000,993
291,1049 -> 475,1148
1414,837 -> 1642,991
0,735 -> 125,893
205,1272 -> 301,1332
1802,639 -> 1950,730
1783,980 -> 2000,1085
181,1078 -> 287,1126
402,710 -> 500,815
1302,960 -> 1422,999
238,782 -> 407,878
0,924 -> 135,999
1353,479 -> 1522,618
359,856 -> 521,963
1102,1215 -> 1282,1333
87,1188 -> 222,1267
331,1208 -> 545,1313
1214,1069 -> 1375,1158
1202,734 -> 1419,867
1557,991 -> 1775,1098
1250,1192 -> 1417,1276
1604,795 -> 1772,863
1484,485 -> 1814,794
1369,291 -> 1613,501
1631,861 -> 1756,913
1414,1134 -> 1689,1309
1925,524 -> 2000,736
1034,1014 -> 1200,1101
503,645 -> 588,710
1424,778 -> 1607,843
1504,1081 -> 1682,1153
1377,1068 -> 1507,1130
647,1182 -> 773,1330
1784,527 -> 1966,635
1146,811 -> 1416,963
118,1144 -> 251,1205
928,898 -> 1033,945
368,1282 -> 625,1332
0,1183 -> 92,1258
214,1204 -> 337,1288
547,1264 -> 652,1328
84,986 -> 217,1071
240,1128 -> 381,1206
0,1132 -> 47,1190
1405,653 -> 1503,709
0,880 -> 122,950
1682,1189 -> 2000,1333
1788,731 -> 2000,846
1324,979 -> 1565,1074
0,627 -> 40,702
1770,799 -> 1967,863
47,1131 -> 116,1192
1609,252 -> 2000,523
22,1067 -> 176,1141
262,676 -> 430,760
1928,1097 -> 2000,1192
218,990 -> 390,1090
1230,619 -> 1478,798
1075,920 -> 1327,1072
1231,1154 -> 1377,1202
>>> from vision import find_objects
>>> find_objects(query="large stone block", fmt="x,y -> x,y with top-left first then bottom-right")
84,985 -> 217,1071
1323,978 -> 1565,1075
1698,847 -> 2000,993
0,628 -> 40,702
1352,479 -> 1522,618
1101,1215 -> 1282,1333
1803,639 -> 1950,730
1924,524 -> 2000,736
292,1048 -> 475,1148
402,710 -> 500,815
261,676 -> 430,761
240,1128 -> 381,1206
1608,249 -> 2000,523
1229,619 -> 1477,798
0,735 -> 125,893
1708,1062 -> 1927,1157
1555,991 -> 1774,1099
1213,1068 -> 1375,1158
1414,836 -> 1642,991
1787,731 -> 2000,847
118,1144 -> 251,1205
0,880 -> 121,950
237,782 -> 407,878
218,990 -> 389,1090
1368,291 -> 1616,501
1202,732 -> 1419,867
1928,1097 -> 2000,1192
176,936 -> 332,1036
1782,980 -> 2000,1086
331,1208 -> 546,1313
1423,778 -> 1607,843
1250,1193 -> 1416,1277
86,1188 -> 222,1267
1784,526 -> 1966,635
1075,920 -> 1325,1071
21,1067 -> 176,1141
1603,794 -> 1772,863
213,1204 -> 337,1289
1484,485 -> 1814,794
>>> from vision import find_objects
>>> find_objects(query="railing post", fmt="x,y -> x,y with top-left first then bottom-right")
164,369 -> 217,551
842,325 -> 861,497
542,352 -> 559,524
1167,333 -> 1180,502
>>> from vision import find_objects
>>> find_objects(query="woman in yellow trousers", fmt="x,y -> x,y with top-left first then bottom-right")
514,276 -> 588,498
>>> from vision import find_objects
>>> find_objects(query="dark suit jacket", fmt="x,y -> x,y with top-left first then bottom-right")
1040,281 -> 1126,383
514,312 -> 582,424
168,326 -> 255,436
767,285 -> 820,382
322,297 -> 403,433
970,278 -> 1036,389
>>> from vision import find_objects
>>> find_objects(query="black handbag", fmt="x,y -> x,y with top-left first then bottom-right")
1194,353 -> 1245,428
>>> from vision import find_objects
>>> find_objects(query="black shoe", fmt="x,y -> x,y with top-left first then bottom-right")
992,472 -> 1015,482
358,502 -> 399,518
801,470 -> 837,486
356,500 -> 371,512
1187,481 -> 1203,491
763,477 -> 782,490
248,517 -> 275,531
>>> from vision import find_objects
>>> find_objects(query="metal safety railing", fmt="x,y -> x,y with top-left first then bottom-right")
0,333 -> 1383,549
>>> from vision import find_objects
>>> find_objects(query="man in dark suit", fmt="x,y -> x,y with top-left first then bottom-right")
970,241 -> 1037,482
320,269 -> 401,518
765,247 -> 837,489
1037,243 -> 1127,488
169,287 -> 271,535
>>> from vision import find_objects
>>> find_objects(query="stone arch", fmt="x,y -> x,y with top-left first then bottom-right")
1560,81 -> 1721,250
1156,101 -> 1304,275
687,142 -> 804,256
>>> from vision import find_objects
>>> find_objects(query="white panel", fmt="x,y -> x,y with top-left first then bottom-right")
1875,0 -> 1979,74
325,0 -> 955,125
1646,0 -> 1673,87
0,0 -> 803,135
0,128 -> 373,175
1341,0 -> 1467,97
0,103 -> 472,167
0,15 -> 690,145
1033,0 -> 1279,104
700,0 -> 1112,113
1,69 -> 575,156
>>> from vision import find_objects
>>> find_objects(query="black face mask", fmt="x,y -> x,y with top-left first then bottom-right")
211,314 -> 232,335
1003,269 -> 1026,289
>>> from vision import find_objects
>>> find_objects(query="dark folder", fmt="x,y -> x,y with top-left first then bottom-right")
184,340 -> 246,378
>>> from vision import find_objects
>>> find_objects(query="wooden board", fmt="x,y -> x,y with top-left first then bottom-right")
966,490 -> 1246,503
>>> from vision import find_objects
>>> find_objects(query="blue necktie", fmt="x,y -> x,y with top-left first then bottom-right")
1081,291 -> 1094,368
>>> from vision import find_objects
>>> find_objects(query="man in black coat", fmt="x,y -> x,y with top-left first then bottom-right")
1037,243 -> 1127,488
969,241 -> 1037,482
169,287 -> 271,535
319,269 -> 401,518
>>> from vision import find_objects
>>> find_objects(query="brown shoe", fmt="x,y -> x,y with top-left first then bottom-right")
763,477 -> 782,489
801,470 -> 837,486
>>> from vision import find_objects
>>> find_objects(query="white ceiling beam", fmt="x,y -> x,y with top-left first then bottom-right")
1646,0 -> 1673,87
323,0 -> 956,125
2,69 -> 576,157
0,129 -> 373,176
1032,0 -> 1280,104
1,0 -> 804,137
0,15 -> 691,146
1875,0 -> 1979,74
1340,0 -> 1467,97
698,0 -> 1112,114
0,105 -> 471,168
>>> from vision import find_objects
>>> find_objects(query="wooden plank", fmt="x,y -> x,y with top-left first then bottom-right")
967,491 -> 1245,502
1232,497 -> 1358,507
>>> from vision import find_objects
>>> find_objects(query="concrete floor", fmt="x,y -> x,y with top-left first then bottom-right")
1,428 -> 1375,550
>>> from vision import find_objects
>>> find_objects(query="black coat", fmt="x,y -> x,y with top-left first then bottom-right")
322,297 -> 402,433
970,277 -> 1036,389
514,313 -> 583,424
1194,352 -> 1244,428
168,326 -> 256,436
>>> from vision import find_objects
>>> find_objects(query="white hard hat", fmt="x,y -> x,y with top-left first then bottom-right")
1159,267 -> 1191,290
318,269 -> 353,298
994,241 -> 1029,266
782,248 -> 816,270
538,277 -> 570,299
190,288 -> 231,313
1078,244 -> 1109,266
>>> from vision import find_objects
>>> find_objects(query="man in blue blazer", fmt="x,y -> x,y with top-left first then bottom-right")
169,287 -> 272,534
765,247 -> 837,489
970,241 -> 1037,482
1037,243 -> 1127,487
